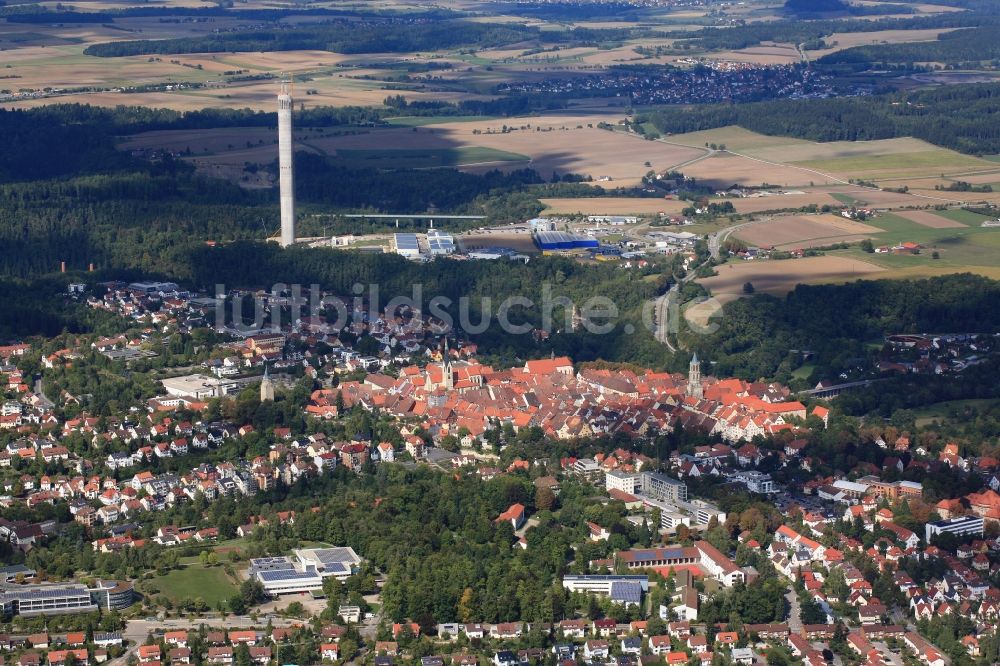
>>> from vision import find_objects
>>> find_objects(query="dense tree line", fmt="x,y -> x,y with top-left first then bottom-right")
294,156 -> 545,213
5,11 -> 112,22
84,20 -> 542,57
0,3 -> 458,19
0,277 -> 124,338
686,274 -> 1000,381
818,25 -> 1000,68
176,241 -> 673,367
836,357 -> 1000,418
642,83 -> 1000,155
783,0 -> 914,16
676,12 -> 996,51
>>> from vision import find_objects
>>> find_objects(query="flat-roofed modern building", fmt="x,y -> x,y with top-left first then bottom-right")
91,580 -> 136,610
427,231 -> 455,256
0,580 -> 132,618
731,471 -> 775,494
251,547 -> 362,596
925,515 -> 984,543
394,233 -> 421,259
0,585 -> 95,617
562,575 -> 649,598
535,231 -> 599,251
573,458 -> 603,482
605,470 -> 640,494
294,547 -> 362,580
161,374 -> 223,400
640,472 -> 687,503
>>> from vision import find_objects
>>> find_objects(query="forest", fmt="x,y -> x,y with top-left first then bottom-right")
818,25 -> 1000,69
642,82 -> 1000,155
684,273 -> 1000,395
676,11 -> 995,51
0,106 -> 630,281
81,20 -> 620,57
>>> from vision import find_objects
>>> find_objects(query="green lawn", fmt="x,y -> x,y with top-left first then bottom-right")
831,193 -> 860,205
143,564 -> 238,606
791,363 -> 816,380
863,212 -> 999,259
827,210 -> 1000,274
913,398 -> 1000,427
333,146 -> 529,168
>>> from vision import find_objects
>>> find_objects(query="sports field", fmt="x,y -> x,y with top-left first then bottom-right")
142,563 -> 239,606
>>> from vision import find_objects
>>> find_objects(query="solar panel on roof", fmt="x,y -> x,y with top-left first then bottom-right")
609,582 -> 642,603
394,234 -> 420,249
322,562 -> 348,574
2,587 -> 90,600
257,569 -> 322,583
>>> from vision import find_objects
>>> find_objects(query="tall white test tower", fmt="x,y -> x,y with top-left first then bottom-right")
278,79 -> 296,248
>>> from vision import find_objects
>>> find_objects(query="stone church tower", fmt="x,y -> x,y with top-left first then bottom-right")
260,365 -> 275,402
687,352 -> 703,399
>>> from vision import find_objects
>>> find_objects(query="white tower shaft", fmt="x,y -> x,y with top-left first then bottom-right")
278,82 -> 295,248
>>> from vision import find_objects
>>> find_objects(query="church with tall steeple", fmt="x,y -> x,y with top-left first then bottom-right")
440,339 -> 454,391
260,365 -> 275,402
686,352 -> 703,399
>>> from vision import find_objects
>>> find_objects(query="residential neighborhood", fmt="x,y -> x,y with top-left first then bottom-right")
0,278 -> 997,666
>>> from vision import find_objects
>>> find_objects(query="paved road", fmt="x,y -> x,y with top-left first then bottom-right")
872,641 -> 905,666
32,377 -> 55,410
651,217 -> 753,352
785,588 -> 803,634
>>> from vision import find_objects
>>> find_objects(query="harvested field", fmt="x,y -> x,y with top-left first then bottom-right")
705,44 -> 801,65
540,197 -> 688,216
748,136 -> 939,164
678,153 -> 841,188
793,148 -> 992,179
809,28 -> 960,58
894,210 -> 968,229
729,192 -> 843,213
665,126 -> 811,152
824,186 -> 958,207
735,214 -> 882,249
120,113 -> 704,188
309,115 -> 704,186
7,78 -> 480,111
581,44 -> 677,66
699,256 -> 885,296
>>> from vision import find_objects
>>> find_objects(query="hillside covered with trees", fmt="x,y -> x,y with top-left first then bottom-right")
642,83 -> 1000,155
